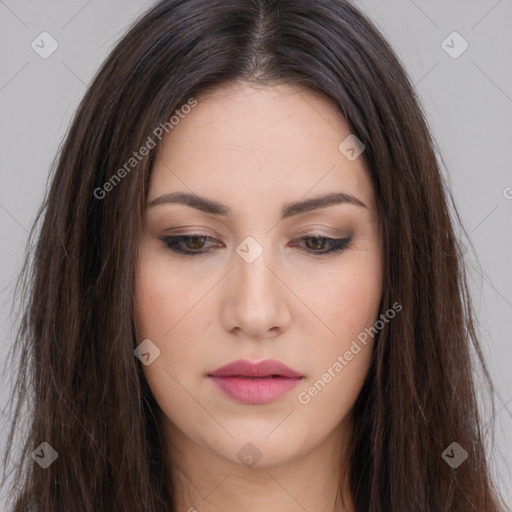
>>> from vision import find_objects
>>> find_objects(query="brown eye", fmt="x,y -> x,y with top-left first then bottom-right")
292,235 -> 351,255
185,236 -> 208,250
304,236 -> 328,250
157,234 -> 221,255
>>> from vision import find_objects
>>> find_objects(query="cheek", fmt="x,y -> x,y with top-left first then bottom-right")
134,255 -> 214,427
134,251 -> 217,380
293,250 -> 382,419
303,247 -> 383,353
134,252 -> 211,340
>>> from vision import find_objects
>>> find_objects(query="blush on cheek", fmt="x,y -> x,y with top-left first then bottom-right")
134,259 -> 187,340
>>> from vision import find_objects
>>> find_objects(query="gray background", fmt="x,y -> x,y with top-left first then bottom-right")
0,0 -> 510,507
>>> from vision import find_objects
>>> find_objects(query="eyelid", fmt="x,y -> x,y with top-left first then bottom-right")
295,228 -> 345,238
294,221 -> 351,235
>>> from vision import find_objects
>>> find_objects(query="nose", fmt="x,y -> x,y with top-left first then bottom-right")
220,239 -> 292,340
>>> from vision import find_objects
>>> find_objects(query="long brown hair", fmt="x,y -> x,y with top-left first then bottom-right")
1,0 -> 506,510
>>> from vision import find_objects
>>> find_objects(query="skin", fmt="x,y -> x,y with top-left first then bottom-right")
134,82 -> 382,512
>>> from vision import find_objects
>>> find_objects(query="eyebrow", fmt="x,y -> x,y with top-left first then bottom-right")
147,191 -> 367,218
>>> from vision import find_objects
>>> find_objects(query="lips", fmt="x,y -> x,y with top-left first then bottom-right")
209,359 -> 303,379
208,359 -> 304,405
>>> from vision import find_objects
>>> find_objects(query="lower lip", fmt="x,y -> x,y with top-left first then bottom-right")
209,376 -> 303,405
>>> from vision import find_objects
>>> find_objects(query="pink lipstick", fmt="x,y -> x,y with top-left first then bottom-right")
208,359 -> 304,405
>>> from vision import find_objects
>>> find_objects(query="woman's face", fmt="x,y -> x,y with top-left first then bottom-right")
135,82 -> 382,470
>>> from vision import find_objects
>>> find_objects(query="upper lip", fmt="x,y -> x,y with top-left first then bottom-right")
208,359 -> 303,378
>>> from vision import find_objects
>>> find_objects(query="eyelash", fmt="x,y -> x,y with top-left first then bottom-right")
157,233 -> 351,256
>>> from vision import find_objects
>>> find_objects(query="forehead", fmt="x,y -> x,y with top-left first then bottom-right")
157,82 -> 348,160
149,82 -> 375,214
